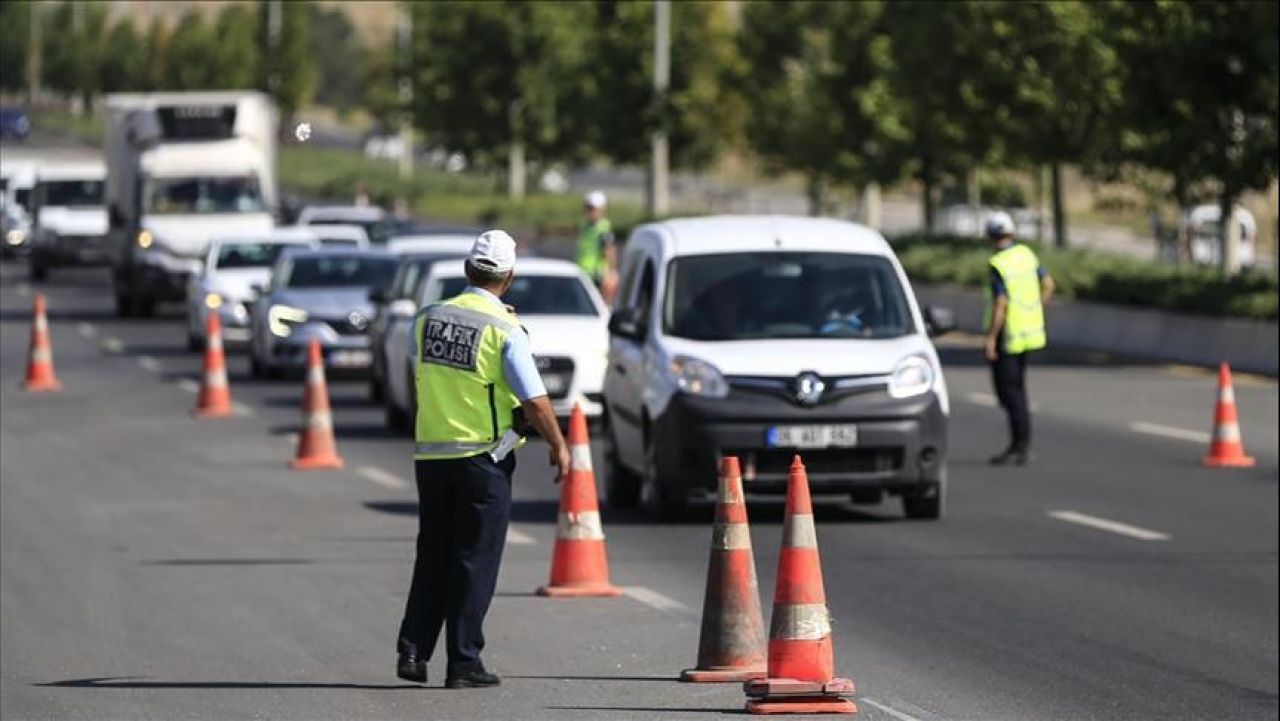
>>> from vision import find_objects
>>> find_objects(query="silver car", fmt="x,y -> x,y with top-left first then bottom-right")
248,247 -> 398,378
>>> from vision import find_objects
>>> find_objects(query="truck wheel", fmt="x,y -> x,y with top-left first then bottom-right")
28,260 -> 47,281
605,442 -> 640,509
902,470 -> 946,520
115,292 -> 135,318
135,296 -> 156,318
641,436 -> 687,521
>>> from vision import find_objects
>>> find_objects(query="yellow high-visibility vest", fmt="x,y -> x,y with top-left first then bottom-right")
984,244 -> 1047,354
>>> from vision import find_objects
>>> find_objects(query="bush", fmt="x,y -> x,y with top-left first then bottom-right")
889,233 -> 1278,321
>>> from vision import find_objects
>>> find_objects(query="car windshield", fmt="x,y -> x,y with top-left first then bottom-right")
309,218 -> 388,244
145,176 -> 264,214
437,275 -> 598,316
40,180 -> 104,207
664,252 -> 913,340
281,255 -> 398,289
215,242 -> 293,270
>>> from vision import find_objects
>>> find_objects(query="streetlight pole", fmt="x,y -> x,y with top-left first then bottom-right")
648,0 -> 670,218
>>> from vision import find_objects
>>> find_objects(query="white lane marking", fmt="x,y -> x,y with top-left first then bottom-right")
506,527 -> 536,546
16,283 -> 31,298
860,698 -> 927,721
357,465 -> 409,490
1131,421 -> 1211,445
285,432 -> 300,445
231,402 -> 255,418
101,337 -> 125,354
622,586 -> 693,614
77,322 -> 97,339
966,392 -> 999,407
137,356 -> 161,372
1048,510 -> 1170,541
176,378 -> 200,393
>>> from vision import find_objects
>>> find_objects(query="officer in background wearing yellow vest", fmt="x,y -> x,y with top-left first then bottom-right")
983,211 -> 1054,466
576,191 -> 616,294
397,230 -> 571,689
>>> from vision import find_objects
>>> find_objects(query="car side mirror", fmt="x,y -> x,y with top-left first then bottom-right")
608,308 -> 645,340
389,299 -> 417,318
250,282 -> 266,297
924,304 -> 956,337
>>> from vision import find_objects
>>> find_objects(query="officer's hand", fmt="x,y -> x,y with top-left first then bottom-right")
550,443 -> 571,484
984,337 -> 998,362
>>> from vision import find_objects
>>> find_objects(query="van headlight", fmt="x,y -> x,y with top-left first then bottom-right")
667,355 -> 729,398
204,292 -> 224,309
888,355 -> 935,399
268,304 -> 309,337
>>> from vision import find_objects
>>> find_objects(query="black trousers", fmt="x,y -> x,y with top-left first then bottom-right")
990,350 -> 1032,451
398,452 -> 514,674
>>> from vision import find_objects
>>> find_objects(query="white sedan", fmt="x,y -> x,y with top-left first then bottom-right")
383,257 -> 609,431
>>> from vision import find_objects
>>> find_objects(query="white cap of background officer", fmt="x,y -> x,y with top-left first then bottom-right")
985,211 -> 1015,239
584,190 -> 607,209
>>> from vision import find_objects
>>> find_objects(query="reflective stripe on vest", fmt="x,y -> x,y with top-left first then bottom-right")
413,292 -> 522,460
984,244 -> 1047,354
576,218 -> 611,280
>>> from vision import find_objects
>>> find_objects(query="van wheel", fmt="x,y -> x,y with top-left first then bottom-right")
605,443 -> 640,509
134,296 -> 156,317
641,437 -> 686,521
28,260 -> 47,281
115,290 -> 135,317
385,393 -> 410,433
902,470 -> 946,520
187,331 -> 204,352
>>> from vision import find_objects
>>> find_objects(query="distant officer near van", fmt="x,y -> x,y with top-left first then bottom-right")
576,190 -> 617,299
396,230 -> 571,688
983,211 -> 1054,465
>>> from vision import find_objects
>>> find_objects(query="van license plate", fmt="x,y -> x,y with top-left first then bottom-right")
766,424 -> 858,449
330,350 -> 371,367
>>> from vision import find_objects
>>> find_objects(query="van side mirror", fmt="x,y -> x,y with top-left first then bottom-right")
608,308 -> 645,340
250,282 -> 266,297
923,305 -> 956,337
368,286 -> 387,304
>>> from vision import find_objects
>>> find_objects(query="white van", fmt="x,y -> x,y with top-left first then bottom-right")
603,216 -> 954,520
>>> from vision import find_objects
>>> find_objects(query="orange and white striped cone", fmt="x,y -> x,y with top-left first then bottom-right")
23,293 -> 62,392
681,456 -> 768,683
744,456 -> 856,715
536,402 -> 621,598
290,339 -> 344,470
192,313 -> 233,418
1202,362 -> 1255,468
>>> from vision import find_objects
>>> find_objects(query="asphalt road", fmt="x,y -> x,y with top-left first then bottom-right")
3,147 -> 1277,721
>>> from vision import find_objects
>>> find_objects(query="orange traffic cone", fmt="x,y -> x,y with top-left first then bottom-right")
537,402 -> 621,598
744,456 -> 856,715
290,339 -> 344,470
681,456 -> 767,683
192,313 -> 233,418
23,293 -> 62,392
1202,362 -> 1255,468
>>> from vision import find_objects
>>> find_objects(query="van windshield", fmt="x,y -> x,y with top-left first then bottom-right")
664,252 -> 914,340
145,176 -> 264,214
40,180 -> 104,207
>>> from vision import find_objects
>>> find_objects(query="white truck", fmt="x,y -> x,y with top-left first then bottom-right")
104,92 -> 279,316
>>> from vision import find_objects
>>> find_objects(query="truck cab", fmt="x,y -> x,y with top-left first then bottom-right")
105,92 -> 279,317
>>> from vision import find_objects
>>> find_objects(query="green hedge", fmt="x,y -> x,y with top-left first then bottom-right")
890,233 -> 1278,321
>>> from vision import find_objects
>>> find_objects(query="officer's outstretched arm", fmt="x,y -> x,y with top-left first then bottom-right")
522,396 -> 571,483
1041,275 -> 1055,304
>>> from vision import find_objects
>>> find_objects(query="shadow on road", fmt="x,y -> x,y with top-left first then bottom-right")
37,677 -> 421,691
545,706 -> 727,715
139,558 -> 315,566
361,499 -> 899,526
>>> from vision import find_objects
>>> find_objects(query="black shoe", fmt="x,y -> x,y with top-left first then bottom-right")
445,667 -> 501,689
396,641 -> 427,684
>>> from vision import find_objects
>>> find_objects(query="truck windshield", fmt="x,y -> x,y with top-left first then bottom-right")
280,256 -> 398,289
39,180 -> 104,207
146,176 -> 264,214
664,252 -> 914,340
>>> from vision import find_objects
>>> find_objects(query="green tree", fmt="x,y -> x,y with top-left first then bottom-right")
100,19 -> 146,93
41,1 -> 108,106
258,0 -> 316,124
307,4 -> 364,113
142,17 -> 170,92
166,13 -> 216,90
212,4 -> 260,90
0,1 -> 30,93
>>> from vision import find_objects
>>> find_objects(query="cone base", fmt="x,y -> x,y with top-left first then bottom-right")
681,666 -> 766,683
746,698 -> 856,715
536,583 -> 622,598
1202,455 -> 1256,468
193,405 -> 233,418
23,378 -> 63,392
290,455 -> 345,470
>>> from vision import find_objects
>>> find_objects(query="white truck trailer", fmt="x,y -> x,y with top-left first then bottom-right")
104,92 -> 279,316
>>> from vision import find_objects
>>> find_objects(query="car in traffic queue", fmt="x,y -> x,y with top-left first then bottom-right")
0,106 -> 30,142
27,162 -> 110,280
295,204 -> 389,245
382,257 -> 610,432
247,247 -> 398,378
603,215 -> 955,520
298,223 -> 369,249
1,161 -> 36,257
185,227 -> 320,350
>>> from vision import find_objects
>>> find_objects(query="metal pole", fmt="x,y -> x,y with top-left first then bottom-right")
28,1 -> 41,103
649,0 -> 671,217
267,0 -> 282,95
397,4 -> 414,181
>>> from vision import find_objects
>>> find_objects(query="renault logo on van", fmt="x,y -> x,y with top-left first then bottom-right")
793,372 -> 826,406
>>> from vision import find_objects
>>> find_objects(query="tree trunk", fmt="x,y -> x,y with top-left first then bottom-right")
1220,190 -> 1241,276
1033,165 -> 1047,243
508,140 -> 525,201
862,182 -> 882,230
806,175 -> 826,217
967,167 -> 981,208
1050,162 -> 1067,249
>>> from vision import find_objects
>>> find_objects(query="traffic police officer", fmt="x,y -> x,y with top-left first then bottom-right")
576,190 -> 616,293
397,230 -> 571,688
983,211 -> 1054,465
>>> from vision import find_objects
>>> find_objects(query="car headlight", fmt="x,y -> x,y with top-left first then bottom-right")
204,292 -> 223,309
5,229 -> 25,246
888,355 -> 935,399
268,304 -> 309,337
666,355 -> 729,398
137,230 -> 153,249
